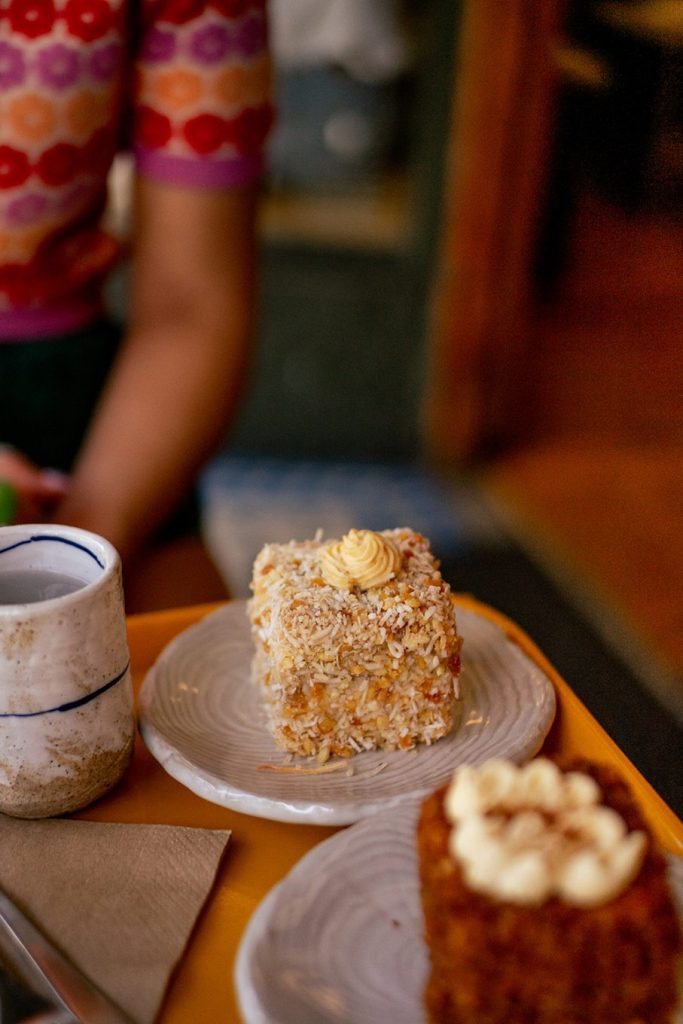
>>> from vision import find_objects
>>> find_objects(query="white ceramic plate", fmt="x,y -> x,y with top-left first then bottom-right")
235,803 -> 683,1024
138,601 -> 556,825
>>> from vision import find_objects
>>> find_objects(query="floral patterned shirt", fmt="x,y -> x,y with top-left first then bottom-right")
0,0 -> 273,338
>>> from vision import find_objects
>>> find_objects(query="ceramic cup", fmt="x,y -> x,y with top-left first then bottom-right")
0,524 -> 135,818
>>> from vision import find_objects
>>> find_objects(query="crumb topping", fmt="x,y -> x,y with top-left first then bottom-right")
248,528 -> 462,758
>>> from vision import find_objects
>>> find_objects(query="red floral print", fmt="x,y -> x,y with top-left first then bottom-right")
183,113 -> 226,154
223,103 -> 273,153
7,0 -> 56,39
39,225 -> 116,283
0,146 -> 31,190
0,265 -> 32,304
210,0 -> 250,17
155,0 -> 205,26
36,143 -> 80,185
0,259 -> 55,304
0,0 -> 272,324
136,106 -> 173,149
62,0 -> 113,42
82,127 -> 116,175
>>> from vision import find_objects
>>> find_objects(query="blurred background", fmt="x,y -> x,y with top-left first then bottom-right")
108,0 -> 682,809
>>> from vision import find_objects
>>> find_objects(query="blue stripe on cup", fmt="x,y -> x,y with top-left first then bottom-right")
0,533 -> 105,568
0,663 -> 130,719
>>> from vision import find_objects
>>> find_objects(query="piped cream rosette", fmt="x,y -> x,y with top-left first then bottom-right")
320,530 -> 402,591
444,758 -> 647,908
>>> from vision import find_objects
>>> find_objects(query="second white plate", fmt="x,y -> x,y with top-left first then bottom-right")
138,600 -> 556,825
235,802 -> 683,1024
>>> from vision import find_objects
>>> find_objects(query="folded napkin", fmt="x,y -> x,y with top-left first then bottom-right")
0,817 -> 231,1023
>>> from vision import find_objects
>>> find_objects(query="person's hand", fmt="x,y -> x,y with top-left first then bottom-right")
0,446 -> 70,524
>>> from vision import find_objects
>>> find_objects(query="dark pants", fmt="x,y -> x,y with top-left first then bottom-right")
0,318 -> 199,540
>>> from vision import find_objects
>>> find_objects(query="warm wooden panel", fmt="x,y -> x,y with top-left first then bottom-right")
423,0 -> 563,461
528,191 -> 683,445
479,184 -> 683,709
484,441 -> 683,709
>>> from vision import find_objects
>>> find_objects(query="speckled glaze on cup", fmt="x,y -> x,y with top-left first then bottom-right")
0,525 -> 135,818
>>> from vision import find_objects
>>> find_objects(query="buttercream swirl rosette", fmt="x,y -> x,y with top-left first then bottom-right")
320,530 -> 403,591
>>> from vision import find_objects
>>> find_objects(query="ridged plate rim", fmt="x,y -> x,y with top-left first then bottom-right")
138,601 -> 556,825
234,803 -> 683,1024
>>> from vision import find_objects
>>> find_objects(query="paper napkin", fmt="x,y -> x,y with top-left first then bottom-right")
0,817 -> 231,1023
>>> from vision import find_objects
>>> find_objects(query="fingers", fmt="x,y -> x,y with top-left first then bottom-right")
0,446 -> 70,523
32,468 -> 70,499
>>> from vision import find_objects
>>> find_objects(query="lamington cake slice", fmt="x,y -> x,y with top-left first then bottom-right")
247,528 -> 462,759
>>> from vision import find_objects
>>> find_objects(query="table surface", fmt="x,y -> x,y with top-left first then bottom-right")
75,596 -> 683,1023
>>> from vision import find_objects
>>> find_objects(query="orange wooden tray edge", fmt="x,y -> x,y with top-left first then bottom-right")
452,593 -> 682,854
122,597 -> 682,1022
126,596 -> 682,853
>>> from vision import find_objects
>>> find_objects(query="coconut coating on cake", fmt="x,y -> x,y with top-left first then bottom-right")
248,528 -> 462,759
417,759 -> 681,1024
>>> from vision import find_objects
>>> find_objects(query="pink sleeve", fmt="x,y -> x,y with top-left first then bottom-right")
132,0 -> 273,188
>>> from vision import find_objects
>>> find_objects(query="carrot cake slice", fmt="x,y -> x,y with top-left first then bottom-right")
418,756 -> 682,1023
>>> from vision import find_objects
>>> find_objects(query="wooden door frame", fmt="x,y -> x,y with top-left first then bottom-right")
421,0 -> 564,463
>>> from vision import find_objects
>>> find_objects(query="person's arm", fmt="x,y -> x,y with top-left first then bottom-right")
53,175 -> 258,566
